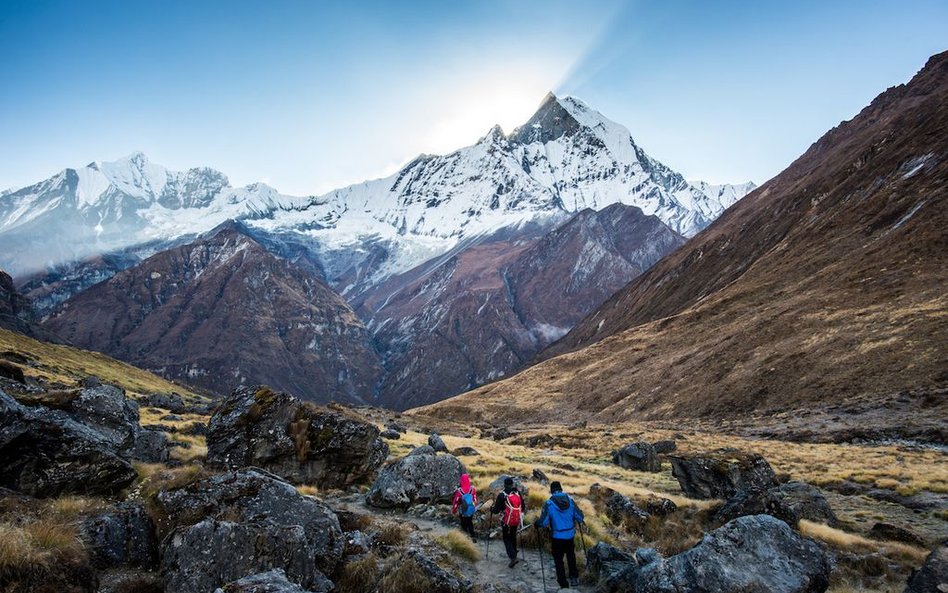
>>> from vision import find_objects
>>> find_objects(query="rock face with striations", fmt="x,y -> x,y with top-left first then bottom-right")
670,450 -> 778,499
155,469 -> 343,593
0,389 -> 137,496
613,442 -> 661,472
365,451 -> 466,508
206,385 -> 388,488
633,515 -> 833,593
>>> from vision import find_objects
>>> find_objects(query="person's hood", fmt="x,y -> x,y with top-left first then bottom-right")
551,491 -> 571,510
459,474 -> 471,491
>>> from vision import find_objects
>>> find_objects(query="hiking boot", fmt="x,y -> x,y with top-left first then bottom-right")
508,557 -> 519,568
569,577 -> 579,587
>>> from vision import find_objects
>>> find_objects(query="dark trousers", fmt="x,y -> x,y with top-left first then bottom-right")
551,537 -> 578,587
459,515 -> 476,541
501,524 -> 518,560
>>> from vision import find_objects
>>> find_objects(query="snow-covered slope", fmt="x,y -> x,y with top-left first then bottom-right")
0,94 -> 754,285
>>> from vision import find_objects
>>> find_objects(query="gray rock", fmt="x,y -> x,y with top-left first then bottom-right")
715,481 -> 836,527
653,440 -> 677,454
605,492 -> 650,531
670,449 -> 778,499
157,469 -> 343,593
128,428 -> 170,463
386,421 -> 407,433
428,433 -> 449,452
68,384 -> 140,450
162,519 -> 334,593
532,468 -> 550,484
365,452 -> 466,508
613,442 -> 661,472
206,385 -> 388,488
904,543 -> 947,593
634,515 -> 832,593
380,429 -> 401,440
216,568 -> 332,593
587,542 -> 639,592
0,389 -> 137,496
487,475 -> 530,500
343,530 -> 371,557
142,392 -> 186,414
868,522 -> 927,547
453,446 -> 479,456
80,501 -> 158,569
401,548 -> 472,593
408,444 -> 436,456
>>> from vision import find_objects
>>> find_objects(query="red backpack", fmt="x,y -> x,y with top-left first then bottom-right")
502,491 -> 523,527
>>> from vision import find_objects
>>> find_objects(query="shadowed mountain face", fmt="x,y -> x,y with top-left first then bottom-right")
357,203 -> 685,409
42,223 -> 381,404
421,51 -> 948,425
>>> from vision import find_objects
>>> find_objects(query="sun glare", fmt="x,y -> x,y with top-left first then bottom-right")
421,74 -> 559,155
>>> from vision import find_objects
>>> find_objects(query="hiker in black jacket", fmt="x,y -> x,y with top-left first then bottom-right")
490,477 -> 527,567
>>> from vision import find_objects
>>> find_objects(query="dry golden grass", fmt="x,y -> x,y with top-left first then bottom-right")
333,552 -> 381,593
435,529 -> 482,562
0,327 -> 202,401
46,496 -> 106,520
373,521 -> 411,547
377,556 -> 437,593
0,519 -> 87,579
296,485 -> 319,497
800,520 -> 929,564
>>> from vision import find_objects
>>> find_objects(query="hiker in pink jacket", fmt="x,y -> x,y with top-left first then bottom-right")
451,473 -> 478,541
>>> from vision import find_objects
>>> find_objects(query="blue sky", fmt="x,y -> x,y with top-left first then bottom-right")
1,0 -> 945,194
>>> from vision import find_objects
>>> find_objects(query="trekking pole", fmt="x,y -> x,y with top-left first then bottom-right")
536,527 -> 548,593
577,521 -> 589,569
484,511 -> 492,560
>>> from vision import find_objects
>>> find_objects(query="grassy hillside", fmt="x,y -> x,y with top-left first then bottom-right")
0,327 -> 203,401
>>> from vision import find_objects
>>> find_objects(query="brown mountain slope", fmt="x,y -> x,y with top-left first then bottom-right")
419,51 -> 948,427
43,222 -> 381,403
356,204 -> 684,410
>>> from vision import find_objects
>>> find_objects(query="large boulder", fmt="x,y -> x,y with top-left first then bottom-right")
398,548 -> 472,593
142,391 -> 187,414
715,481 -> 836,527
365,452 -> 466,508
80,501 -> 158,569
670,449 -> 778,499
634,515 -> 832,593
486,475 -> 531,500
216,569 -> 333,593
428,433 -> 449,452
904,543 -> 947,593
0,389 -> 137,496
156,469 -> 343,593
613,442 -> 661,472
206,385 -> 388,487
605,492 -> 650,531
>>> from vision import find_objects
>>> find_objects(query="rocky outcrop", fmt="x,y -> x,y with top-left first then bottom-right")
670,450 -> 778,499
453,446 -> 479,456
634,515 -> 832,593
80,501 -> 158,569
155,469 -> 343,593
67,383 -> 169,462
206,386 -> 387,487
486,475 -> 531,500
380,429 -> 401,439
428,433 -> 449,452
141,392 -> 187,413
365,452 -> 466,508
868,522 -> 927,547
613,442 -> 661,472
904,543 -> 947,593
715,481 -> 836,527
0,389 -> 137,496
400,548 -> 472,593
216,569 -> 332,593
605,492 -> 650,531
653,440 -> 677,454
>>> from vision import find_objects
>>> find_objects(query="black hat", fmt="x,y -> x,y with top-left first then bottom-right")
550,481 -> 562,493
503,477 -> 514,488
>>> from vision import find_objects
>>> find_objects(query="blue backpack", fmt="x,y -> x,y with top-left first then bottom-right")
459,489 -> 476,517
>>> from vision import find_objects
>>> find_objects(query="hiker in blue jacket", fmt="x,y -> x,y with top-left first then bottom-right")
534,481 -> 585,588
